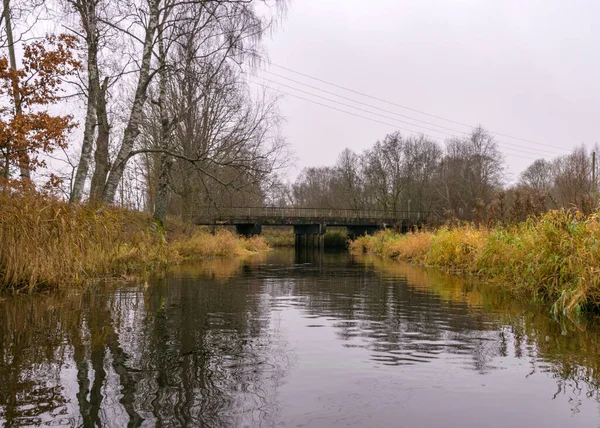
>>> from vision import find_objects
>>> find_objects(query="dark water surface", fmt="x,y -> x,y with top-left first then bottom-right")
1,250 -> 600,427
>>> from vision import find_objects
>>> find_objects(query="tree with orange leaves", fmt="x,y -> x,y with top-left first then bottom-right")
0,34 -> 80,188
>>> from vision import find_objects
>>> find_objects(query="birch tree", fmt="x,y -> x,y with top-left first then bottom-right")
66,0 -> 109,202
66,0 -> 286,207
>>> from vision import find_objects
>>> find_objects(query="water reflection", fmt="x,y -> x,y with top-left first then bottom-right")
0,250 -> 600,426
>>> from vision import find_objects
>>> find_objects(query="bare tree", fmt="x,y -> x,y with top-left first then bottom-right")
292,167 -> 338,208
66,0 -> 286,208
138,17 -> 286,222
66,0 -> 110,202
335,148 -> 364,210
436,126 -> 504,219
362,132 -> 405,214
290,132 -> 442,216
520,158 -> 555,194
552,145 -> 594,212
402,135 -> 442,212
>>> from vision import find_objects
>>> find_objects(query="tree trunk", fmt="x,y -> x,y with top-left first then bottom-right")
89,77 -> 110,201
70,25 -> 99,202
153,154 -> 173,225
2,0 -> 30,181
101,0 -> 159,203
152,17 -> 171,225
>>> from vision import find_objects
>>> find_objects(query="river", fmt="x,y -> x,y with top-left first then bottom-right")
1,249 -> 599,427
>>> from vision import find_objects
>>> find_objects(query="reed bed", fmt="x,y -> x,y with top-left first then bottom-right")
349,210 -> 600,316
0,193 -> 269,292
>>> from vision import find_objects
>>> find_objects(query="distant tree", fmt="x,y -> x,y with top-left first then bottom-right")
362,132 -> 405,214
553,146 -> 594,212
360,132 -> 442,214
520,158 -> 555,193
402,135 -> 442,212
436,126 -> 504,219
334,148 -> 364,210
292,132 -> 442,215
0,34 -> 80,188
292,167 -> 337,208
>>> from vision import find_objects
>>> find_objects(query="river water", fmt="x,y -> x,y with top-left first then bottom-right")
1,249 -> 600,427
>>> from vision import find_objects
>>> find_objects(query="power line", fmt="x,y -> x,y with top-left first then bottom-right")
256,70 -> 570,157
249,80 -> 551,162
248,76 -> 559,159
269,62 -> 570,153
258,70 -> 469,135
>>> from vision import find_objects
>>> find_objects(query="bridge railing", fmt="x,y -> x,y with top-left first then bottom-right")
196,206 -> 430,222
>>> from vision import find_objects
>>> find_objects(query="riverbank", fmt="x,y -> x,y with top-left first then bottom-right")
349,210 -> 600,317
0,193 -> 268,292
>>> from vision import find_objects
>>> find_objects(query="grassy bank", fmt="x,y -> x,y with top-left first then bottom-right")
349,210 -> 600,316
0,193 -> 268,292
263,227 -> 348,248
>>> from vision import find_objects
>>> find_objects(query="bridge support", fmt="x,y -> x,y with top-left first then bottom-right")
294,224 -> 326,251
400,219 -> 411,234
235,223 -> 262,237
347,225 -> 381,240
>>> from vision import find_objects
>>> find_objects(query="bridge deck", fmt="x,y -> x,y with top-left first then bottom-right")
195,207 -> 430,226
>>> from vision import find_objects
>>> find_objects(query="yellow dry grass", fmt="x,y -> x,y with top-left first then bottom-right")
0,192 -> 269,292
349,210 -> 600,317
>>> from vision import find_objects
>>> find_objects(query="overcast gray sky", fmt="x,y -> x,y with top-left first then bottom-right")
253,0 -> 599,183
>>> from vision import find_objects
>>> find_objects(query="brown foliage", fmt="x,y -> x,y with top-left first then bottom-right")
0,34 -> 80,186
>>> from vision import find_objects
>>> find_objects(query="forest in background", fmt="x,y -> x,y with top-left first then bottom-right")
277,127 -> 599,223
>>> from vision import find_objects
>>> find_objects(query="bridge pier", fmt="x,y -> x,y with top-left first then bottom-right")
235,223 -> 262,237
294,224 -> 326,251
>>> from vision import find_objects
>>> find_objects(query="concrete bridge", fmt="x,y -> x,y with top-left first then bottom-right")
196,207 -> 430,248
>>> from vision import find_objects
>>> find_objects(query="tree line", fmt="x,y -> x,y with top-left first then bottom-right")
270,127 -> 598,222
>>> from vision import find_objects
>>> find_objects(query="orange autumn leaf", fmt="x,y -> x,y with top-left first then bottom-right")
0,34 -> 80,187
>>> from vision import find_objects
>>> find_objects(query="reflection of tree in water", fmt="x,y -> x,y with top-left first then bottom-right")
2,251 -> 600,424
134,274 -> 291,427
0,261 -> 291,427
0,294 -> 75,427
497,311 -> 600,413
351,255 -> 600,404
258,253 -> 600,406
261,255 -> 501,371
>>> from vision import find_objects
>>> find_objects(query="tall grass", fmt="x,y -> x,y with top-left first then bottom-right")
0,192 -> 269,292
171,228 -> 268,260
349,210 -> 600,316
349,229 -> 432,260
323,229 -> 348,248
262,227 -> 295,247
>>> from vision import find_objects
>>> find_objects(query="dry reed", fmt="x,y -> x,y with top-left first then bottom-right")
0,192 -> 269,292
